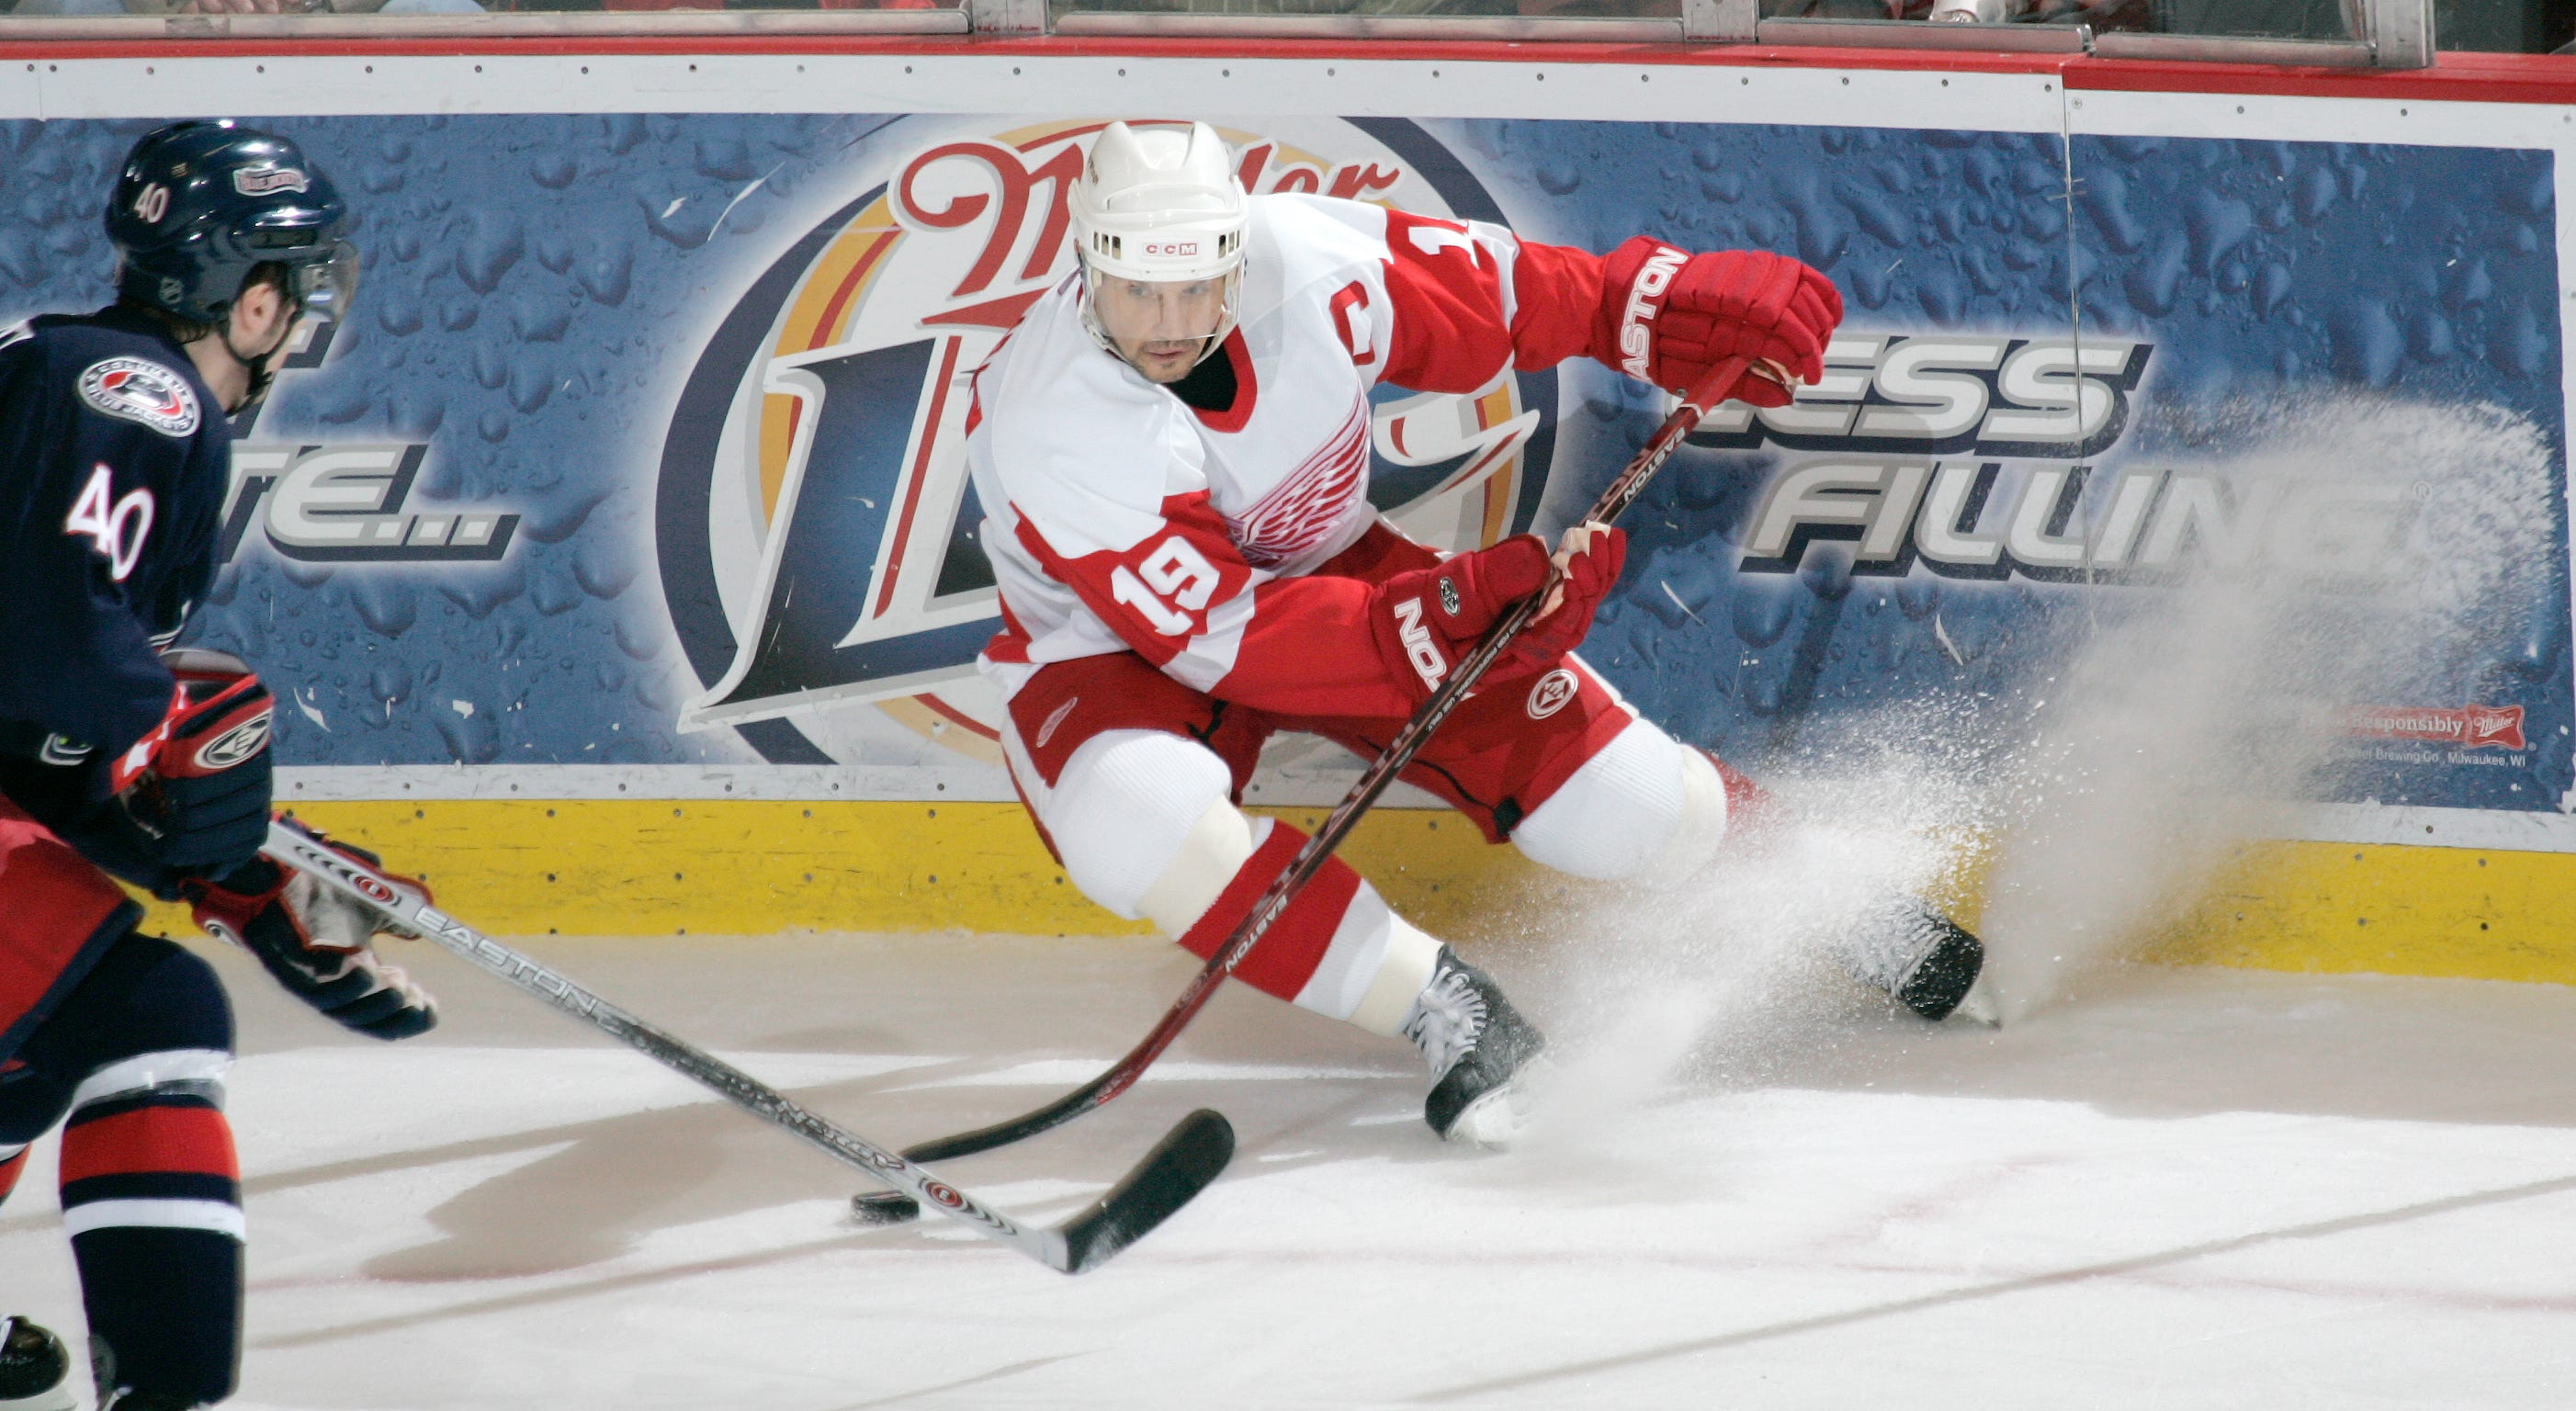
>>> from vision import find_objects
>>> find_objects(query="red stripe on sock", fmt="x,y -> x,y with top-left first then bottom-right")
1706,752 -> 1775,837
60,1105 -> 239,1183
1175,822 -> 1364,1002
0,1148 -> 25,1202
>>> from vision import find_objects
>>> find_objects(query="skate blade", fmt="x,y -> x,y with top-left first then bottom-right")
1441,1056 -> 1555,1149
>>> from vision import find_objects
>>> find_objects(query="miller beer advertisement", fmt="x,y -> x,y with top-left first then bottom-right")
2,111 -> 2564,816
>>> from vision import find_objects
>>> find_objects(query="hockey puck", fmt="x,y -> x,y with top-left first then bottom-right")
850,1191 -> 921,1225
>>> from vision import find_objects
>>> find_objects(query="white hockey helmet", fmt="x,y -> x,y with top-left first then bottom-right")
1069,120 -> 1248,284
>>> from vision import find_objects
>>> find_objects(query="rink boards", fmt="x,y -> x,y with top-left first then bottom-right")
5,40 -> 2576,979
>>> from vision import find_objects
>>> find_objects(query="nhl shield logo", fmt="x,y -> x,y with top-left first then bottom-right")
657,118 -> 1559,764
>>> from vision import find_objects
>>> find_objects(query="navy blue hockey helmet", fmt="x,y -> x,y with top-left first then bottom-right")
105,119 -> 358,328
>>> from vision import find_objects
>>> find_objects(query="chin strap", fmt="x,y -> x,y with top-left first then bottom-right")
217,324 -> 278,412
214,301 -> 300,412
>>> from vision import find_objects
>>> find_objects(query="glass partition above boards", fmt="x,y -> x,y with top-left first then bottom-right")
1773,0 -> 2356,40
2,0 -> 960,16
1034,0 -> 2468,64
6,0 -> 2564,65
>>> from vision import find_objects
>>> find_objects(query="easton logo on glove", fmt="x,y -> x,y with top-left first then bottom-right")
1367,528 -> 1625,708
1393,598 -> 1447,691
1616,247 -> 1689,381
1596,237 -> 1843,405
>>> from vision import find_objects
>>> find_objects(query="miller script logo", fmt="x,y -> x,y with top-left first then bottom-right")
657,117 -> 1559,762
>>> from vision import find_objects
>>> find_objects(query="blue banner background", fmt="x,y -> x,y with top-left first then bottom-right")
1,114 -> 2561,809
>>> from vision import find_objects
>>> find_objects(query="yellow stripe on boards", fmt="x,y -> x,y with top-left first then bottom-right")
122,801 -> 2576,988
131,802 -> 1532,941
2145,840 -> 2576,985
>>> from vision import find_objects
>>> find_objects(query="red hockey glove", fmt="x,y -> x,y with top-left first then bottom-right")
186,822 -> 438,1041
1515,521 -> 1626,665
109,648 -> 276,889
1596,239 -> 1843,407
1365,526 -> 1625,706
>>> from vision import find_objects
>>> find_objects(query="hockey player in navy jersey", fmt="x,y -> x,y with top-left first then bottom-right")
0,121 -> 437,1411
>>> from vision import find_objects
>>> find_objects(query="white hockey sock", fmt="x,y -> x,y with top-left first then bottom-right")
1293,892 -> 1445,1038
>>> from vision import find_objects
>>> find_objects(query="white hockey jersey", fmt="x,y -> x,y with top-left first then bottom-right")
965,192 -> 1620,720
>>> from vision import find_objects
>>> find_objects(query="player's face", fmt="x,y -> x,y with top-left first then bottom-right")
1093,275 -> 1227,383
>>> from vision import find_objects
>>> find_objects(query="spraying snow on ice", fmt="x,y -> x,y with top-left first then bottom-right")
1519,391 -> 2558,1135
1972,394 -> 2555,1022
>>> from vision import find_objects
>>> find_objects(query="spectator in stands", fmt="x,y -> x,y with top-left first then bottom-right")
10,0 -> 487,13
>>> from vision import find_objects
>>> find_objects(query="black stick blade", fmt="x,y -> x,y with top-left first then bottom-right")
846,1109 -> 1235,1255
1056,1109 -> 1236,1275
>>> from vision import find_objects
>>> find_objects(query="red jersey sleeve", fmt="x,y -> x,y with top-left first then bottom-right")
1372,209 -> 1610,394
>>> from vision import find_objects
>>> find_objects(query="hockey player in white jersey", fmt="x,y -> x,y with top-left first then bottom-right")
965,121 -> 1979,1146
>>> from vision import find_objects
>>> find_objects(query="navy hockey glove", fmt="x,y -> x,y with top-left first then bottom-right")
186,827 -> 439,1041
108,649 -> 276,892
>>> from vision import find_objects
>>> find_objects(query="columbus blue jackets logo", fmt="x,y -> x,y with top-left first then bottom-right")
657,118 -> 1558,765
78,357 -> 200,438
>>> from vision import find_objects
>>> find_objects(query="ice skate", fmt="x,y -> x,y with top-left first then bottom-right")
1404,948 -> 1549,1146
0,1317 -> 74,1411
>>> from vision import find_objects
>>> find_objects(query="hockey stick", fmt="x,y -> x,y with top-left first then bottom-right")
260,818 -> 1234,1275
849,356 -> 1773,1224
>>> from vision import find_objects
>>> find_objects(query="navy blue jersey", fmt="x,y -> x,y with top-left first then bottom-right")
0,306 -> 228,782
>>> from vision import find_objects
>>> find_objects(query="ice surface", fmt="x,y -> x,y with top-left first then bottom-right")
6,931 -> 2576,1410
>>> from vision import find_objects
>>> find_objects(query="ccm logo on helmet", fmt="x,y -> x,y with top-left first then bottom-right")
194,712 -> 271,772
232,166 -> 310,197
1143,240 -> 1201,257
